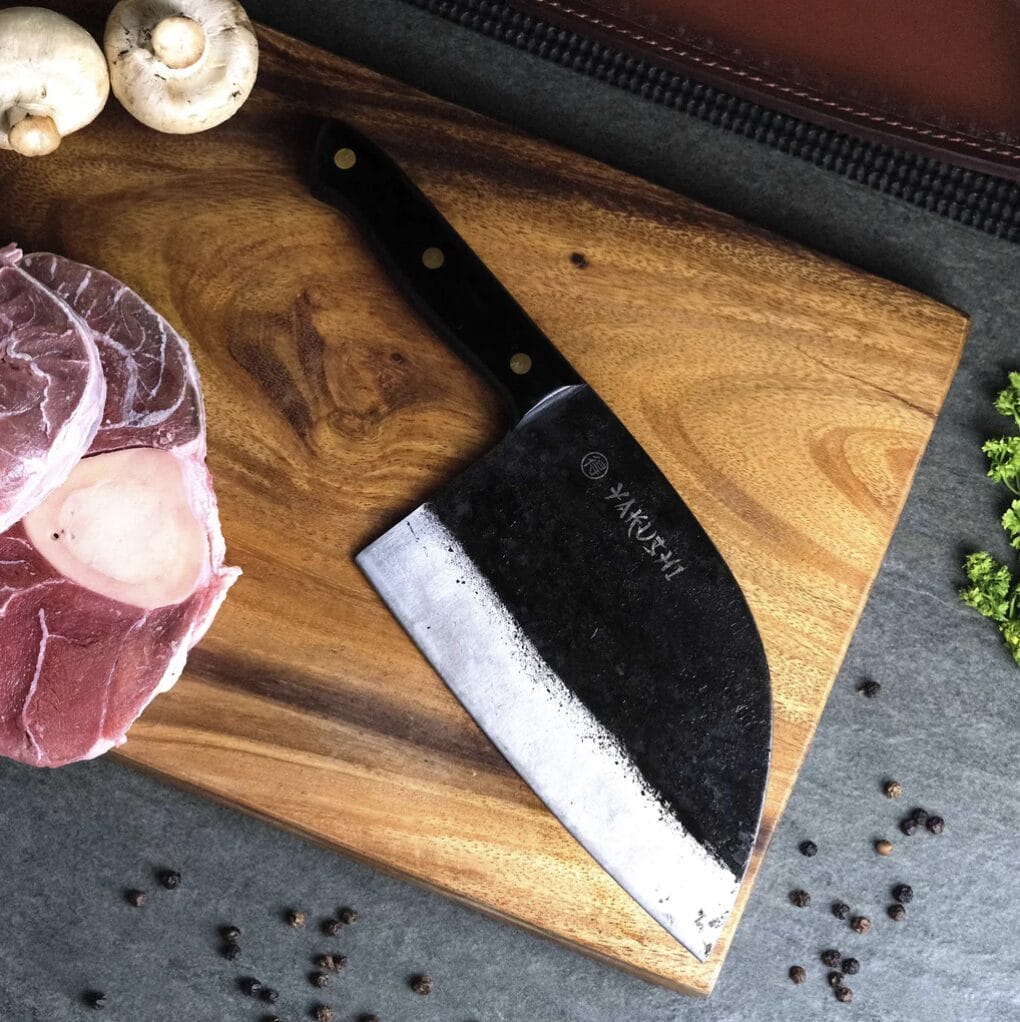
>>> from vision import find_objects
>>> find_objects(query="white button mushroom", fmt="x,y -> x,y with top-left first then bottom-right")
0,7 -> 110,158
104,0 -> 259,135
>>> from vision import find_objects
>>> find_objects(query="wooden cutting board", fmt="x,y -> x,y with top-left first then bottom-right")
0,6 -> 967,996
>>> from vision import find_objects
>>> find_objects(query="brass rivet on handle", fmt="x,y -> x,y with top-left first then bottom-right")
422,246 -> 445,270
509,352 -> 532,375
333,147 -> 357,170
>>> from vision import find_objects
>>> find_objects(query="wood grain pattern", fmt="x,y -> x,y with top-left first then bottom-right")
0,6 -> 968,995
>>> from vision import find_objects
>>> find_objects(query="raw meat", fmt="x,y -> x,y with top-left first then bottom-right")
20,253 -> 204,456
0,254 -> 239,768
0,246 -> 105,533
1,450 -> 236,766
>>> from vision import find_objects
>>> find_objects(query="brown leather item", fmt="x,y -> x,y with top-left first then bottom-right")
512,0 -> 1020,180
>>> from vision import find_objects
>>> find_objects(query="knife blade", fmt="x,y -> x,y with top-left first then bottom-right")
310,120 -> 772,961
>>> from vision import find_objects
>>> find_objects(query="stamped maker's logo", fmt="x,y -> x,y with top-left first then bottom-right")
581,451 -> 609,480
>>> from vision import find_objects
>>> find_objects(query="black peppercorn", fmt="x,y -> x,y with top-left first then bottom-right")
338,907 -> 358,925
223,942 -> 242,962
85,991 -> 107,1010
311,971 -> 329,988
858,680 -> 881,698
888,903 -> 906,922
569,252 -> 589,269
221,925 -> 241,941
314,953 -> 346,971
850,915 -> 871,934
241,978 -> 262,997
266,1017 -> 283,1022
820,949 -> 842,968
125,889 -> 147,907
842,958 -> 860,975
288,910 -> 306,928
832,901 -> 850,920
262,988 -> 279,1005
322,918 -> 342,937
159,869 -> 181,890
313,1006 -> 332,1022
927,815 -> 945,835
834,985 -> 853,1003
788,965 -> 806,985
883,779 -> 903,799
798,840 -> 818,857
410,975 -> 433,996
361,1016 -> 381,1022
828,971 -> 845,988
893,883 -> 913,904
909,807 -> 928,825
900,817 -> 919,836
789,889 -> 811,908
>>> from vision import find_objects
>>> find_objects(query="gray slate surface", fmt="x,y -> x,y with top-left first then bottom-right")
2,2 -> 1019,1020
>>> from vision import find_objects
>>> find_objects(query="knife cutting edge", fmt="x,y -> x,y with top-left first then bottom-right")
309,119 -> 772,962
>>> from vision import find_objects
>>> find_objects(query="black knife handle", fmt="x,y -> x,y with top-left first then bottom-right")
310,120 -> 582,422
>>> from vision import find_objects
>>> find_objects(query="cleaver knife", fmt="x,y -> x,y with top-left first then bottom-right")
311,120 -> 772,961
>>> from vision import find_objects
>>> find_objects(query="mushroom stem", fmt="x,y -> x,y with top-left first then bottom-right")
8,114 -> 61,157
150,15 -> 206,70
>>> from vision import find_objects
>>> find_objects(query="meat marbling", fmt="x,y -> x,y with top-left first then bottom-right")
0,252 -> 238,768
0,245 -> 105,533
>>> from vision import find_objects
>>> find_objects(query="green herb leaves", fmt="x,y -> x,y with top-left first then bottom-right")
960,372 -> 1020,667
992,371 -> 1020,429
983,438 -> 1020,493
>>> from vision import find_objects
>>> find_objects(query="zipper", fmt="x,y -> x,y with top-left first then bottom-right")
406,0 -> 1020,242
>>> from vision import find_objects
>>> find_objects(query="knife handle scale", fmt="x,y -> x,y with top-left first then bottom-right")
311,119 -> 582,422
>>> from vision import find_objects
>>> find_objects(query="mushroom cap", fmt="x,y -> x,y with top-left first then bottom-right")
105,0 -> 259,135
0,7 -> 110,152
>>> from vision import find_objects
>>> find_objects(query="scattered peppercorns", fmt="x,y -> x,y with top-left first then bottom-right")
313,1007 -> 333,1022
322,918 -> 342,937
410,975 -> 433,996
287,910 -> 306,928
84,991 -> 107,1010
909,807 -> 929,825
888,904 -> 906,922
842,957 -> 860,975
261,988 -> 279,1005
875,838 -> 894,856
821,949 -> 842,968
858,680 -> 881,698
832,901 -> 850,920
125,889 -> 147,907
883,779 -> 903,799
789,889 -> 811,908
360,1016 -> 381,1022
893,884 -> 913,904
788,965 -> 806,985
798,840 -> 817,857
927,815 -> 945,835
834,985 -> 853,1003
311,971 -> 329,988
569,252 -> 589,269
850,915 -> 871,934
900,817 -> 919,836
158,869 -> 181,890
241,978 -> 263,997
827,971 -> 845,988
221,925 -> 241,941
338,907 -> 358,925
315,953 -> 346,972
223,942 -> 242,962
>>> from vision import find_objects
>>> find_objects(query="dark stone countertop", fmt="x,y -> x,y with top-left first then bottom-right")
1,3 -> 1018,1019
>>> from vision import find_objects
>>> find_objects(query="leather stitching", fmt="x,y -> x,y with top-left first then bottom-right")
521,0 -> 1020,161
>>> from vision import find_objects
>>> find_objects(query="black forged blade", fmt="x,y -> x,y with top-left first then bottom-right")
358,383 -> 772,959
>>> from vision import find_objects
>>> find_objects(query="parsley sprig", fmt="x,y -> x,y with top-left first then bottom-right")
961,372 -> 1020,666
